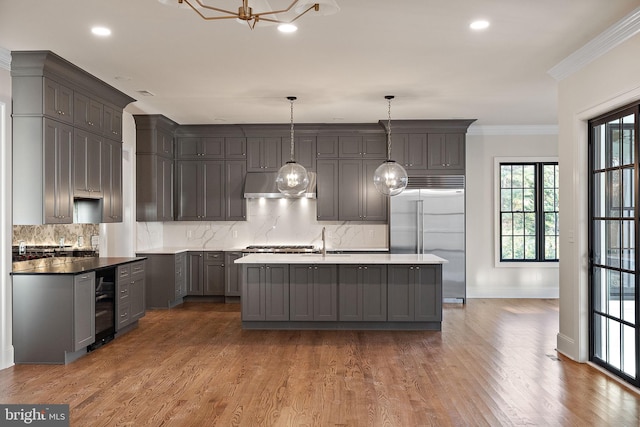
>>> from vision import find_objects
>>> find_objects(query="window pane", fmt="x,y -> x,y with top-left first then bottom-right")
622,167 -> 634,217
593,124 -> 606,170
501,165 -> 512,187
621,272 -> 635,324
609,118 -> 621,168
593,172 -> 606,217
593,313 -> 605,360
523,165 -> 535,188
621,219 -> 634,271
513,212 -> 524,235
609,269 -> 621,318
513,236 -> 524,259
512,165 -> 523,187
605,220 -> 621,269
524,236 -> 536,259
502,236 -> 513,259
593,267 -> 605,313
501,189 -> 512,211
523,189 -> 535,211
501,213 -> 513,235
592,220 -> 605,265
512,189 -> 523,211
621,114 -> 635,166
622,324 -> 636,378
607,169 -> 621,217
608,318 -> 621,370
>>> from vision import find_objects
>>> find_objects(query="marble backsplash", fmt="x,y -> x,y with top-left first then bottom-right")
136,198 -> 388,251
13,224 -> 100,249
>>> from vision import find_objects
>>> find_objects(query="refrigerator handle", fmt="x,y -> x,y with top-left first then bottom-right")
417,199 -> 424,253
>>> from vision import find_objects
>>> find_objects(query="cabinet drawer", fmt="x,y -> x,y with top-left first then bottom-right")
131,261 -> 145,276
205,251 -> 223,262
119,282 -> 130,301
118,264 -> 131,279
118,301 -> 131,327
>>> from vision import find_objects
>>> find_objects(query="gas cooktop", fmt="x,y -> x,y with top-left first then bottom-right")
242,245 -> 318,254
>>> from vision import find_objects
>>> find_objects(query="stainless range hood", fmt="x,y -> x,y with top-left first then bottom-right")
243,171 -> 316,199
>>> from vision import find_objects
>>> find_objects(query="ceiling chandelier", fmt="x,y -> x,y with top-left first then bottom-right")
276,96 -> 309,197
174,0 -> 332,30
373,95 -> 408,197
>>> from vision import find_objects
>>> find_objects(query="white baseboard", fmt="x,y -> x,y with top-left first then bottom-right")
0,345 -> 14,371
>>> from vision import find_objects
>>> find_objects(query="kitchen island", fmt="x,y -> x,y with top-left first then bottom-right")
235,253 -> 447,331
12,257 -> 146,364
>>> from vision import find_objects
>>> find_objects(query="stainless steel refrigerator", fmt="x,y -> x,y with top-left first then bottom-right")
389,176 -> 466,302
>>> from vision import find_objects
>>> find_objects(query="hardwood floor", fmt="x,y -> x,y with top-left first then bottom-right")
1,299 -> 639,426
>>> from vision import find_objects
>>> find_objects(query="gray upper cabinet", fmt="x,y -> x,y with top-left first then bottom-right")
390,134 -> 428,171
176,137 -> 225,159
43,119 -> 74,224
427,133 -> 465,173
43,78 -> 74,124
247,137 -> 281,171
224,137 -> 247,159
73,129 -> 103,198
316,136 -> 339,158
74,91 -> 104,134
281,136 -> 316,171
101,139 -> 123,223
225,160 -> 247,221
338,135 -> 386,159
176,160 -> 225,221
11,51 -> 134,225
316,160 -> 339,221
338,159 -> 387,222
134,115 -> 177,221
103,104 -> 123,140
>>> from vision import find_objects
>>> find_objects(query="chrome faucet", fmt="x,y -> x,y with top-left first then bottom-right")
321,227 -> 327,256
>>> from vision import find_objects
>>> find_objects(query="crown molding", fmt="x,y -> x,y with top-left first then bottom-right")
548,6 -> 640,81
0,47 -> 10,71
467,125 -> 558,136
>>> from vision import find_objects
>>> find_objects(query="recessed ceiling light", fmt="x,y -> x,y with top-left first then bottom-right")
91,26 -> 112,36
278,23 -> 298,33
470,20 -> 490,30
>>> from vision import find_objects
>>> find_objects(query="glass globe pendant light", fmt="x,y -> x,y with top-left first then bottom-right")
276,96 -> 309,197
373,95 -> 408,196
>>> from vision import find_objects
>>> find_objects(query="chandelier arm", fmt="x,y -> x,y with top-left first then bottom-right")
254,0 -> 301,16
190,0 -> 237,16
286,4 -> 320,24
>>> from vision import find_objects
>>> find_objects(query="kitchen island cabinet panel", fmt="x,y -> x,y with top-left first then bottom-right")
13,272 -> 95,364
388,265 -> 442,322
290,265 -> 337,321
339,265 -> 387,321
241,264 -> 289,321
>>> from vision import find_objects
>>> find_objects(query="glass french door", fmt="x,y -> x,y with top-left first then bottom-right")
589,105 -> 639,386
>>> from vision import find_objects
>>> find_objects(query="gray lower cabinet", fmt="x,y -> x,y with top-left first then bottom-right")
338,265 -> 387,321
140,253 -> 186,308
387,265 -> 442,322
188,251 -> 225,296
116,261 -> 146,331
242,264 -> 289,321
12,271 -> 95,364
290,265 -> 337,321
224,251 -> 243,297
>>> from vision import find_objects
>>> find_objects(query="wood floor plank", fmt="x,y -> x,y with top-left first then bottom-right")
1,299 -> 640,426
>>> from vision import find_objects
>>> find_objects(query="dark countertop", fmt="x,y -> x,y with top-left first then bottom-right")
11,257 -> 146,275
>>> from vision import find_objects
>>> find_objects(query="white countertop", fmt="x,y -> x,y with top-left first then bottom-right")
234,253 -> 447,264
135,247 -> 389,255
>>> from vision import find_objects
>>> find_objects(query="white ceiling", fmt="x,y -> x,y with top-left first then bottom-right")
1,0 -> 639,127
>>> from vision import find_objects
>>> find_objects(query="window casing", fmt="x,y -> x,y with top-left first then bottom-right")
499,162 -> 559,262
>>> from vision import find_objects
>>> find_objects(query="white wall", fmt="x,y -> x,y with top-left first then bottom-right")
0,50 -> 13,370
100,113 -> 137,257
557,33 -> 640,362
465,131 -> 559,298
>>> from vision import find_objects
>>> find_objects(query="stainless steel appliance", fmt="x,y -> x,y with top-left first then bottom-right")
390,175 -> 466,302
242,245 -> 319,254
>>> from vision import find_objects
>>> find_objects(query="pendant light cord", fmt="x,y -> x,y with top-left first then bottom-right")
289,97 -> 295,162
386,95 -> 394,161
